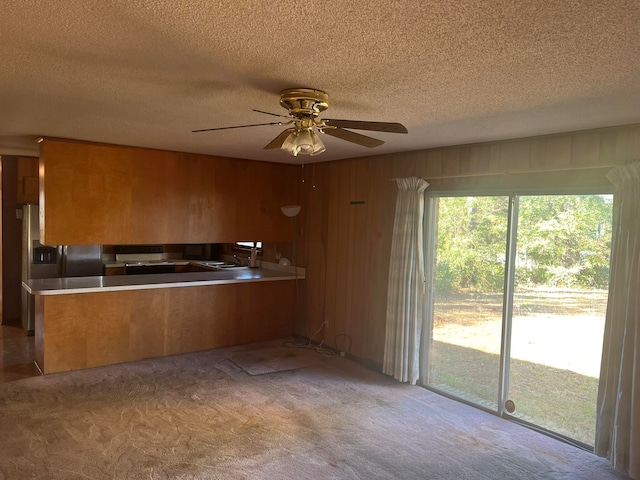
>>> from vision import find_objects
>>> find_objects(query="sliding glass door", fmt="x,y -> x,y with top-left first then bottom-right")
425,193 -> 613,447
506,195 -> 612,445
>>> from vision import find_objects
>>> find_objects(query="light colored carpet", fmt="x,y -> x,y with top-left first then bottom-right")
231,346 -> 315,375
0,340 -> 629,480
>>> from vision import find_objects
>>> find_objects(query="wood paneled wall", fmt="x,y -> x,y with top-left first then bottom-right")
414,124 -> 640,181
298,124 -> 640,368
39,139 -> 300,245
17,156 -> 39,205
1,155 -> 39,325
0,156 -> 36,325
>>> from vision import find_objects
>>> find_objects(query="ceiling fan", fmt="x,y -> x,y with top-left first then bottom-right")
192,88 -> 408,157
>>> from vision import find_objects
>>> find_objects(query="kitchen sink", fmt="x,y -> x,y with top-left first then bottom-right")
202,262 -> 248,270
214,264 -> 248,270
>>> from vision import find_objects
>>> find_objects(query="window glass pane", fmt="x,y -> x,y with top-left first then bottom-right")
236,241 -> 262,249
428,196 -> 510,410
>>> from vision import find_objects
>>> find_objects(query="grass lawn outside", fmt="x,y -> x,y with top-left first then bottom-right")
428,289 -> 607,446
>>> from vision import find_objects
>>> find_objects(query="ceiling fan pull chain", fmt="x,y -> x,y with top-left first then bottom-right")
312,163 -> 316,189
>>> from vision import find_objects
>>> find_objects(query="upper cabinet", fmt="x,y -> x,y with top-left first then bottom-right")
39,139 -> 299,245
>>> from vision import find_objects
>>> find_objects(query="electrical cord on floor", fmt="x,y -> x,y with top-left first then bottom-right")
283,321 -> 336,356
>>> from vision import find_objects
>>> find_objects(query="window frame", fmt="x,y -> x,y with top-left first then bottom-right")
233,241 -> 263,253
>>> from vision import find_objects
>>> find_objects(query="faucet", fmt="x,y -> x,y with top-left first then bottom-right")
233,254 -> 243,266
249,247 -> 258,268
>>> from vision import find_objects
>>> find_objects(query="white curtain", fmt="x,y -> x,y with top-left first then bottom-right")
383,177 -> 429,385
595,162 -> 640,479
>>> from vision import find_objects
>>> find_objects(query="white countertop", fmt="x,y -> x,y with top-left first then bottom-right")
23,266 -> 305,296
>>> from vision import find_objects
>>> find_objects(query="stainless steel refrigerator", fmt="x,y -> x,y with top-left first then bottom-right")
21,205 -> 103,335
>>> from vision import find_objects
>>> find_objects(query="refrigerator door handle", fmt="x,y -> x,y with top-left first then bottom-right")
60,245 -> 67,277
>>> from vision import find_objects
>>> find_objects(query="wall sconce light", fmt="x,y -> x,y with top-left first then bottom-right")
281,205 -> 301,218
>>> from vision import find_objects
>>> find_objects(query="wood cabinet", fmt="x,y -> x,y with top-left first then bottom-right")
35,280 -> 295,374
39,138 -> 300,245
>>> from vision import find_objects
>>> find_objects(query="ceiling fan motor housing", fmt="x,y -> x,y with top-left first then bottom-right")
280,88 -> 329,118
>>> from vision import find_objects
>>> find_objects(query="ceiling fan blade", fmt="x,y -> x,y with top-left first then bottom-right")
192,121 -> 286,133
253,109 -> 292,119
264,129 -> 294,150
322,127 -> 384,148
324,119 -> 408,134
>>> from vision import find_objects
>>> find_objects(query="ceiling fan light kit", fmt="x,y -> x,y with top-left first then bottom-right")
193,88 -> 407,157
280,128 -> 326,157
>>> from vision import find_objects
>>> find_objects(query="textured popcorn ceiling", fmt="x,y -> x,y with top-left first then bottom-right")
1,1 -> 639,163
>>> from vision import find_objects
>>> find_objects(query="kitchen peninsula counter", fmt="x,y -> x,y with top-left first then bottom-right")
29,266 -> 302,375
23,266 -> 304,296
